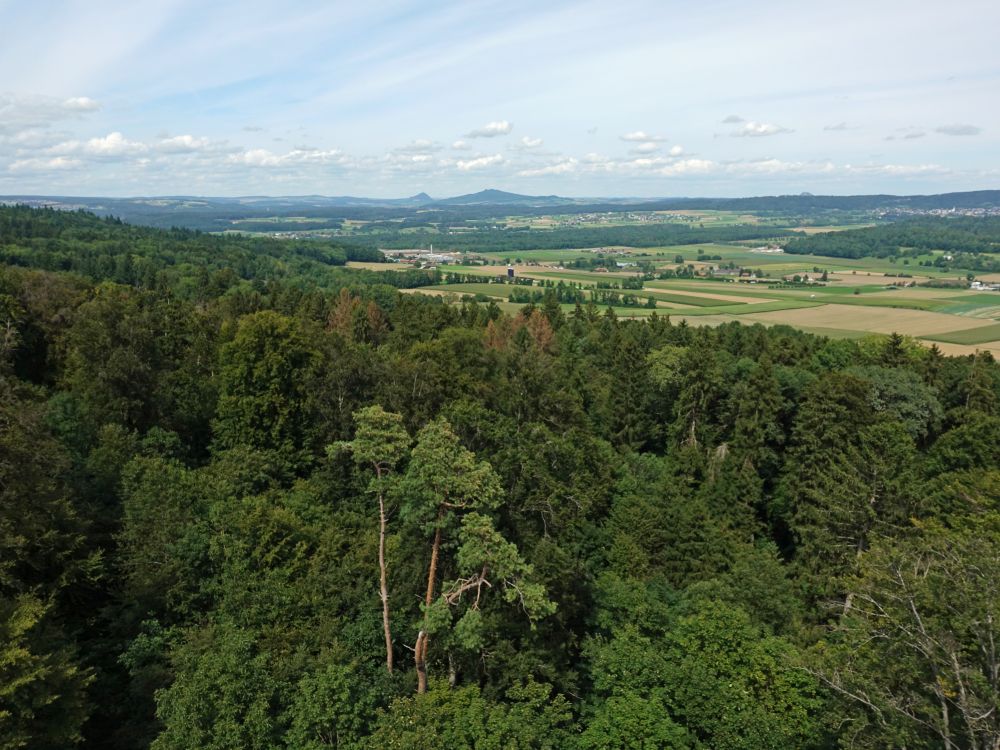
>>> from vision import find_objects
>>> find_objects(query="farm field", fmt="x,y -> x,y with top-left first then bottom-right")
921,322 -> 1000,345
420,245 -> 1000,354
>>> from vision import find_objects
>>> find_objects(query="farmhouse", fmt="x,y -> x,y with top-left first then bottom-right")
970,280 -> 1000,291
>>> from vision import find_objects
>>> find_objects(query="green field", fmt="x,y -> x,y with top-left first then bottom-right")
640,291 -> 744,307
422,259 -> 1000,350
921,322 -> 1000,345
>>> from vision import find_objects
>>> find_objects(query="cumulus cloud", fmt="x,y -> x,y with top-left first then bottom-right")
669,145 -> 684,156
228,147 -> 346,167
451,140 -> 470,150
935,124 -> 982,136
63,97 -> 100,112
731,121 -> 792,137
157,134 -> 212,153
518,136 -> 543,148
661,158 -> 715,176
721,114 -> 744,124
456,154 -> 504,170
392,139 -> 440,154
45,131 -> 148,157
518,158 -> 578,177
620,130 -> 666,142
465,120 -> 512,138
845,162 -> 951,176
0,93 -> 101,135
9,156 -> 83,172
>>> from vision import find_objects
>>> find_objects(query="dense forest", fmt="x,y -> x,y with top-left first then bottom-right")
3,206 -> 1000,749
0,206 -> 400,293
784,217 -> 1000,271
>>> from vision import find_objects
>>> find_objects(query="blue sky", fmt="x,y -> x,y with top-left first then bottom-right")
1,0 -> 998,197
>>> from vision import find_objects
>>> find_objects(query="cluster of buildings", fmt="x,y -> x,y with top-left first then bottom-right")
970,280 -> 1000,291
879,207 -> 1000,218
711,266 -> 761,282
380,247 -> 460,267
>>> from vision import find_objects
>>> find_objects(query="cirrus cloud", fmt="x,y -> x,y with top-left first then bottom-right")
935,124 -> 982,136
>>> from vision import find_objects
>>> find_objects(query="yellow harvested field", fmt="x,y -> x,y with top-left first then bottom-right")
346,261 -> 409,271
645,286 -> 777,304
743,304 -> 1000,336
398,288 -> 457,298
930,341 -> 1000,358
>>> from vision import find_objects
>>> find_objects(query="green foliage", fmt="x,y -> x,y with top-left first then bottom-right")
333,405 -> 410,474
584,600 -> 823,750
151,624 -> 280,750
285,661 -> 382,750
401,417 -> 503,531
366,680 -> 574,749
0,595 -> 92,750
213,311 -> 322,465
816,514 -> 1000,748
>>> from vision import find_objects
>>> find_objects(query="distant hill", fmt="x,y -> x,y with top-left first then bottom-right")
2,189 -> 997,231
431,189 -> 577,207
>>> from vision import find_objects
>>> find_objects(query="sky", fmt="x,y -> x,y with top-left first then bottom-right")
1,0 -> 998,198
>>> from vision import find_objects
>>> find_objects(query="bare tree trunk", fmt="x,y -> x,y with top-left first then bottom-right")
378,486 -> 393,673
416,519 -> 443,694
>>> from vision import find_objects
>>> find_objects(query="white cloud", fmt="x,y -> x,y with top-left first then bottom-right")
9,156 -> 83,172
669,145 -> 684,156
935,124 -> 982,136
451,139 -> 470,150
726,158 -> 810,174
518,136 -> 543,148
620,130 -> 666,142
157,134 -> 212,153
465,120 -> 512,138
0,93 -> 101,135
844,162 -> 951,176
731,121 -> 792,137
47,131 -> 148,157
823,122 -> 851,131
228,147 -> 346,167
381,151 -> 439,172
518,158 -> 577,177
661,158 -> 715,176
393,139 -> 440,154
63,97 -> 100,112
455,154 -> 504,170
